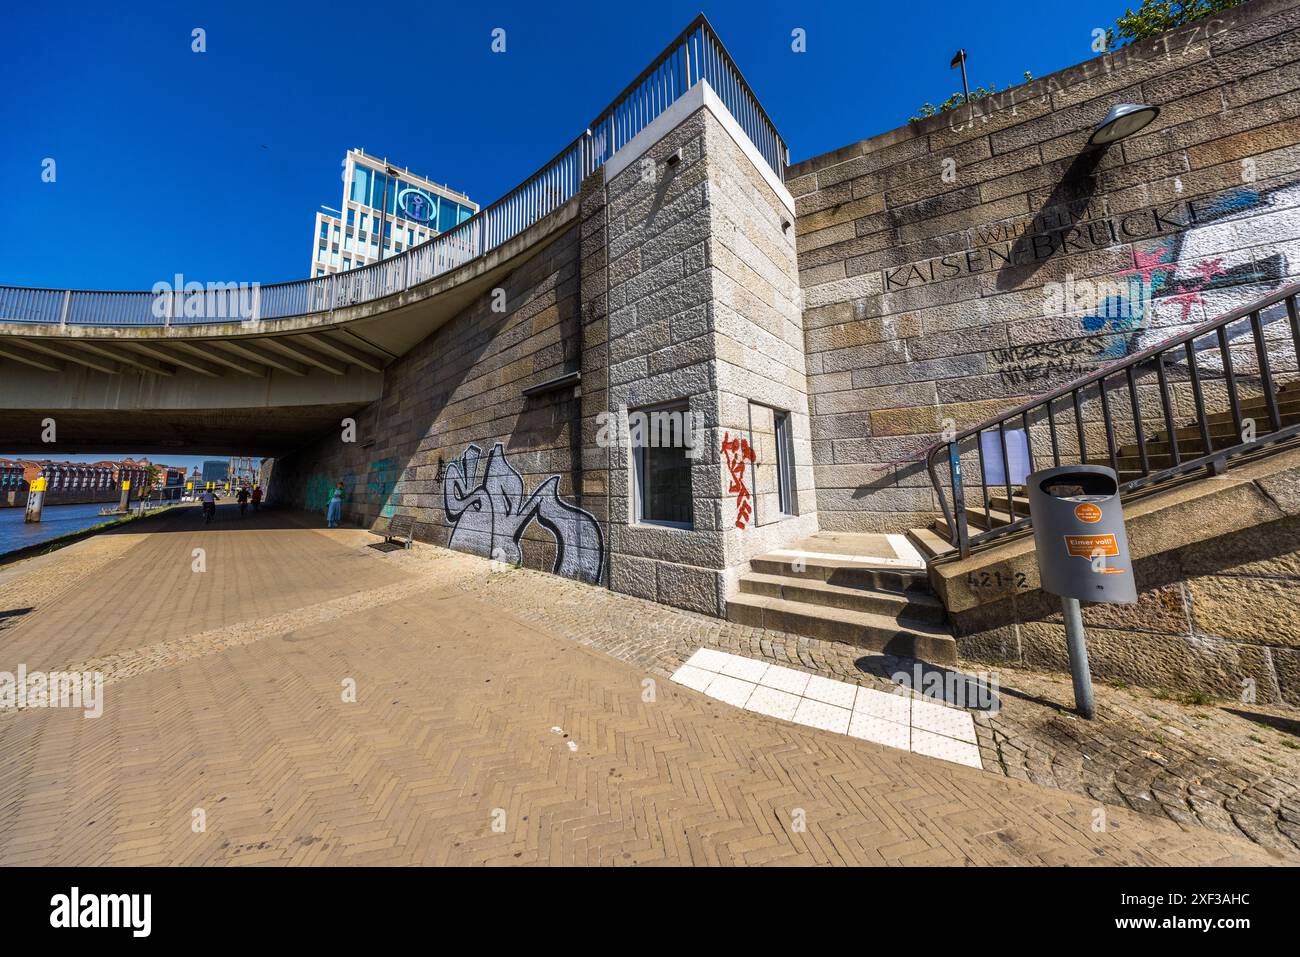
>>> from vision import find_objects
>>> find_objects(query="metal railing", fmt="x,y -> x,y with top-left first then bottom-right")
0,15 -> 785,331
925,281 -> 1300,558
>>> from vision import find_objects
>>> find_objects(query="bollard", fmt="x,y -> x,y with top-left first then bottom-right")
24,477 -> 46,524
118,480 -> 131,513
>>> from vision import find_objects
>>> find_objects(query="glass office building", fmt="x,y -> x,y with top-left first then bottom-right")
310,149 -> 478,277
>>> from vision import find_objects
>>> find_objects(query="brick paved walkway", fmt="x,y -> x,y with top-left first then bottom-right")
0,505 -> 1289,865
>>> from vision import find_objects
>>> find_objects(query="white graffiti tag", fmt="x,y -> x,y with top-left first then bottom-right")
443,443 -> 604,584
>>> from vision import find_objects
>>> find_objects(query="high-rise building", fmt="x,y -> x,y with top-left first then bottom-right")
201,460 -> 227,484
310,149 -> 477,277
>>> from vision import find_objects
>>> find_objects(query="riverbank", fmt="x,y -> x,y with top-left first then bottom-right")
0,502 -> 187,569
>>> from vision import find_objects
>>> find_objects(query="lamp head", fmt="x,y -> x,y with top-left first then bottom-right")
1088,103 -> 1160,147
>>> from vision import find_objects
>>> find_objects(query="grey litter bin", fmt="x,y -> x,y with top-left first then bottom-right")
1027,464 -> 1136,605
1025,464 -> 1137,719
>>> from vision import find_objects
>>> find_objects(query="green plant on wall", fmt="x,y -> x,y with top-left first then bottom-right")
911,74 -> 1033,123
1107,0 -> 1245,49
909,0 -> 1245,122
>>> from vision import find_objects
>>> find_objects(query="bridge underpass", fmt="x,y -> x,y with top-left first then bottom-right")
0,199 -> 578,456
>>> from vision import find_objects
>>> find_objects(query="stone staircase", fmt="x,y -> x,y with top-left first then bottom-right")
725,533 -> 957,664
909,379 -> 1300,560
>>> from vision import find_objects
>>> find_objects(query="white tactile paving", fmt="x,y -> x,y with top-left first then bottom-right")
704,674 -> 757,707
670,664 -> 715,692
744,685 -> 802,721
670,648 -> 982,771
854,686 -> 911,724
848,713 -> 910,749
911,697 -> 978,743
803,674 -> 859,709
757,664 -> 811,696
792,698 -> 852,734
684,648 -> 731,672
910,728 -> 983,768
719,655 -> 770,682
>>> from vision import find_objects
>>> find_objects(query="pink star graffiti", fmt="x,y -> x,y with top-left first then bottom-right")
1116,247 -> 1174,286
1194,258 -> 1226,283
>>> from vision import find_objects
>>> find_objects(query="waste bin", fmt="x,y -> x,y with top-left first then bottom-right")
1027,464 -> 1136,604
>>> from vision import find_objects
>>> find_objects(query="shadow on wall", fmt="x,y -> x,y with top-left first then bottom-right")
267,222 -> 605,584
994,148 -> 1105,293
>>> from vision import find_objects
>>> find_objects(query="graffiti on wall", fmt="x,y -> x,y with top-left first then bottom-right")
305,472 -> 356,514
720,432 -> 756,529
305,474 -> 333,513
365,458 -> 399,518
992,181 -> 1298,387
442,442 -> 603,584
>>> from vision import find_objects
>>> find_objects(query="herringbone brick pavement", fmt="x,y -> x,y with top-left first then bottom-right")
0,506 -> 1287,865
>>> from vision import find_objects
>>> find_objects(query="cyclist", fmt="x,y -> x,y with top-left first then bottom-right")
200,488 -> 217,524
236,485 -> 250,517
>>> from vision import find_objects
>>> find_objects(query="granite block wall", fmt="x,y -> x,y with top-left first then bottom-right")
268,219 -> 606,583
790,0 -> 1300,533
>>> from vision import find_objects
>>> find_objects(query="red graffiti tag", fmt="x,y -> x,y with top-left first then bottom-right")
721,432 -> 756,529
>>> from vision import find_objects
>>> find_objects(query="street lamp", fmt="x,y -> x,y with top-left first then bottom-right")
1088,103 -> 1160,147
950,49 -> 970,105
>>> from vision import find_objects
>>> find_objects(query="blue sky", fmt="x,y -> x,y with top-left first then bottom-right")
1,0 -> 1121,464
3,0 -> 1123,291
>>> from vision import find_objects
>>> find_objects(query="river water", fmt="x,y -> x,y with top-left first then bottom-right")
0,502 -> 123,557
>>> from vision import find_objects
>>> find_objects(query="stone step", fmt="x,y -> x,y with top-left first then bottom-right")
988,493 -> 1031,516
725,593 -> 957,664
738,571 -> 947,623
906,526 -> 955,560
749,554 -> 928,593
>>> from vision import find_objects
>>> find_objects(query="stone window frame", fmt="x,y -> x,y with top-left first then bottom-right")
630,399 -> 696,531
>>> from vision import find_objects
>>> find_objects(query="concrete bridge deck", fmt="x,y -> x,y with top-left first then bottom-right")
0,507 -> 1289,865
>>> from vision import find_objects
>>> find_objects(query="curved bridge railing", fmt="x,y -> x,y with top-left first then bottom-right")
0,15 -> 785,331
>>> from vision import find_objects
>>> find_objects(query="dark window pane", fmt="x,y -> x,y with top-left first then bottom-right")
643,443 -> 692,524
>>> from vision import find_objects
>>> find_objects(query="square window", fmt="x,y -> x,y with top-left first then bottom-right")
632,403 -> 694,528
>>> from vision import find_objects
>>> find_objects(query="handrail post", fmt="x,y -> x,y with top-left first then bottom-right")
58,290 -> 70,329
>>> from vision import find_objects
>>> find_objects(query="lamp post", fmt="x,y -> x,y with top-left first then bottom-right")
950,49 -> 970,105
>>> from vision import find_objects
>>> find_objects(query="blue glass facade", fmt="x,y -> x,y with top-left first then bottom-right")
351,165 -> 473,230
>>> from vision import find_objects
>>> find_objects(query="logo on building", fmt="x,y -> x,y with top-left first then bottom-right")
397,188 -> 435,224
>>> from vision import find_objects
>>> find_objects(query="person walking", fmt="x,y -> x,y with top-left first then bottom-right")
326,481 -> 345,528
251,485 -> 263,512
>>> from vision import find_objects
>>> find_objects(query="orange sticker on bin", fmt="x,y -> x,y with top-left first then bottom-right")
1074,502 -> 1103,523
1065,534 -> 1118,558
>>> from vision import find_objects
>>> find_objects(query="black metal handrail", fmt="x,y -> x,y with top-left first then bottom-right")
925,280 -> 1300,558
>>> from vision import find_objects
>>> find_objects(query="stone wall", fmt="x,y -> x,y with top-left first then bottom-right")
939,445 -> 1300,705
269,220 -> 607,584
271,84 -> 817,614
789,0 -> 1300,533
603,89 -> 816,616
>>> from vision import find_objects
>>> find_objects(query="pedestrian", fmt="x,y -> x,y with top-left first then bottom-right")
251,485 -> 262,512
236,485 -> 250,517
326,481 -> 345,528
